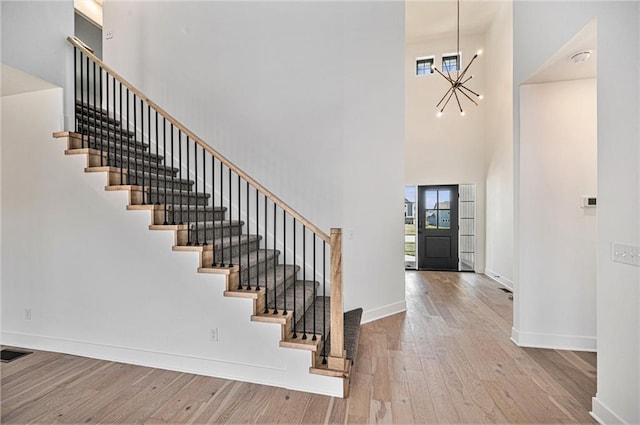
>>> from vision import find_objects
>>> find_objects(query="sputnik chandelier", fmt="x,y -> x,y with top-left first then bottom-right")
432,0 -> 482,117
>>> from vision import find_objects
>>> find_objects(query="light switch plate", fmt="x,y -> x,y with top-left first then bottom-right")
612,243 -> 640,267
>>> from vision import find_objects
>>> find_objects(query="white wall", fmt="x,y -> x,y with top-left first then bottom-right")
517,79 -> 597,350
1,84 -> 342,396
483,1 -> 513,288
0,1 -> 75,128
102,1 -> 406,322
405,33 -> 487,272
513,2 -> 640,423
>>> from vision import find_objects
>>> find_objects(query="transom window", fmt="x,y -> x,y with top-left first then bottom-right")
442,53 -> 461,73
416,57 -> 434,76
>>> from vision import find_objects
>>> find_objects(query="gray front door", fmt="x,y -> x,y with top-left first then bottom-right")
417,185 -> 459,270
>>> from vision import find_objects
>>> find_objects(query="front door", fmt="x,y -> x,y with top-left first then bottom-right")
417,185 -> 459,270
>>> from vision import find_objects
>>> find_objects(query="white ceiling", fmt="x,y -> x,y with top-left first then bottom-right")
406,0 -> 503,43
524,19 -> 597,84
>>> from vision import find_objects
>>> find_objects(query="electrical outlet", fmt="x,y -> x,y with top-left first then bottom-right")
612,243 -> 640,267
24,308 -> 31,320
210,328 -> 219,342
105,30 -> 113,40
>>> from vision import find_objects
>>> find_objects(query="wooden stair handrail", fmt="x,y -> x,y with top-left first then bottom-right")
67,35 -> 330,243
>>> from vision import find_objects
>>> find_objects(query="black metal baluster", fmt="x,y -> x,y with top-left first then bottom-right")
80,54 -> 85,146
255,186 -> 259,289
92,61 -> 96,152
237,175 -> 242,290
111,76 -> 116,167
171,124 -> 176,225
163,118 -> 168,225
146,105 -> 152,204
126,88 -> 130,184
98,65 -> 104,166
282,211 -> 287,316
245,181 -> 250,290
133,94 -> 137,181
141,100 -> 146,204
202,147 -> 207,243
217,159 -> 223,263
263,195 -> 268,314
119,83 -> 123,183
272,203 -> 278,315
322,242 -> 327,364
211,155 -> 216,267
74,48 -> 78,132
105,73 -> 110,168
194,138 -> 199,244
186,135 -> 192,245
154,111 -> 160,205
302,225 -> 307,340
292,218 -> 297,338
228,168 -> 232,266
178,130 -> 183,222
312,234 -> 317,341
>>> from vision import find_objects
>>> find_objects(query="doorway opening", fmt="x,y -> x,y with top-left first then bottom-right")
404,184 -> 476,271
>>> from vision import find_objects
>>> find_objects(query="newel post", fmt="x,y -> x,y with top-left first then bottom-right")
328,228 -> 347,371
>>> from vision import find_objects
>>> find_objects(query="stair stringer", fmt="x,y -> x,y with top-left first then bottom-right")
39,133 -> 344,397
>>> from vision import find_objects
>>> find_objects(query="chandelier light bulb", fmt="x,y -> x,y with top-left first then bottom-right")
479,94 -> 484,100
436,111 -> 443,118
477,49 -> 483,56
460,110 -> 466,117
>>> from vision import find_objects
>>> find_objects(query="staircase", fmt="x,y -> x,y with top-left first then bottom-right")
55,36 -> 362,396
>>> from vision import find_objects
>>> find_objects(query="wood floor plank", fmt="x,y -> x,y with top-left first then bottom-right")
0,271 -> 597,424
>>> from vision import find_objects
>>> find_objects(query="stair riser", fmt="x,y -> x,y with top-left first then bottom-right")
154,209 -> 226,225
147,192 -> 209,207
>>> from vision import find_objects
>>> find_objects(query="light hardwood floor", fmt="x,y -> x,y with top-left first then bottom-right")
1,271 -> 596,424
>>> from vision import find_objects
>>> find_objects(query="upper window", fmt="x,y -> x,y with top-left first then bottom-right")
442,53 -> 461,73
416,57 -> 434,76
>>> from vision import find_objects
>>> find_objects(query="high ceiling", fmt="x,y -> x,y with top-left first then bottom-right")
406,1 -> 503,43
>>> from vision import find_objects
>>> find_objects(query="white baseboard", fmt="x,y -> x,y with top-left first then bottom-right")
484,269 -> 514,291
511,327 -> 596,352
591,396 -> 628,425
0,331 -> 343,397
361,300 -> 407,324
